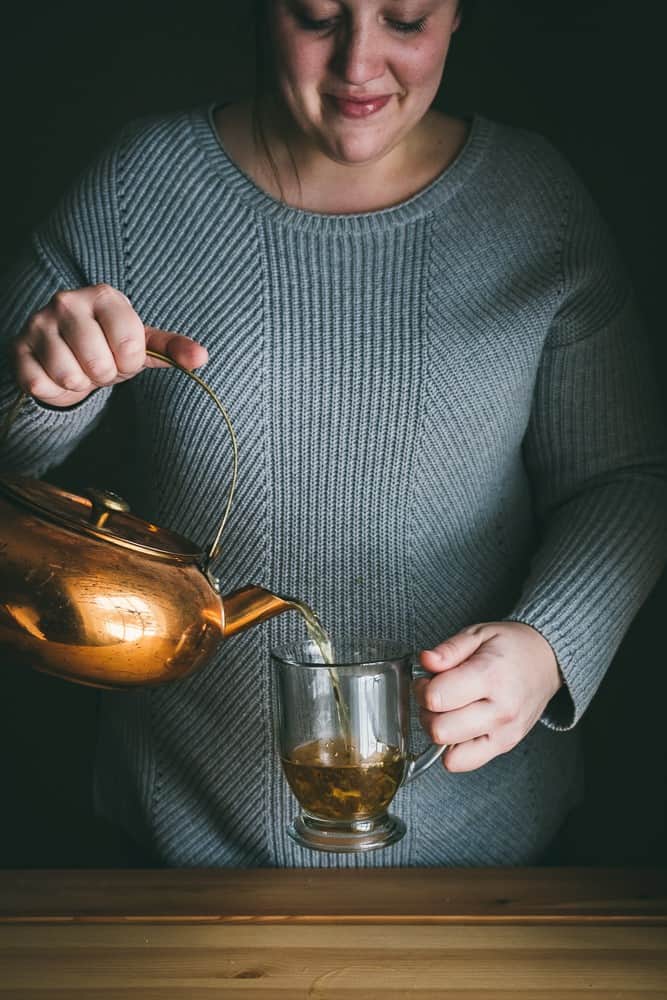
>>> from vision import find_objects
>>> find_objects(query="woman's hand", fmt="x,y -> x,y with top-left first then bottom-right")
414,622 -> 564,772
12,283 -> 208,407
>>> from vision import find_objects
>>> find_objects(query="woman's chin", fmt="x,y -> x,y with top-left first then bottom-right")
319,134 -> 399,169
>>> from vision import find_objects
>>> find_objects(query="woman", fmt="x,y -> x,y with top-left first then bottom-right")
1,0 -> 665,866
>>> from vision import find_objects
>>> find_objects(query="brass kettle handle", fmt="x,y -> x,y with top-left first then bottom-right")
144,349 -> 238,571
0,348 -> 238,572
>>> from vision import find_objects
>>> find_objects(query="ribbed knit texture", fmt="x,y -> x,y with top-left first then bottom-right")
1,105 -> 666,866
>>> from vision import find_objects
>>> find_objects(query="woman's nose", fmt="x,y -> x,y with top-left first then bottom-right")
332,25 -> 385,85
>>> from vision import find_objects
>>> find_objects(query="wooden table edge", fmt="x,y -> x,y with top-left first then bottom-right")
2,867 -> 666,925
1,914 -> 667,926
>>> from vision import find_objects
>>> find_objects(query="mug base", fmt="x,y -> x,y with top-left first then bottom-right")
287,811 -> 406,853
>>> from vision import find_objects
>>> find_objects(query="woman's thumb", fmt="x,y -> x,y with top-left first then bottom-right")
421,624 -> 495,673
144,326 -> 208,370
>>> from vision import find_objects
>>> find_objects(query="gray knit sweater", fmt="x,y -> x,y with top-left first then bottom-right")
2,104 -> 666,866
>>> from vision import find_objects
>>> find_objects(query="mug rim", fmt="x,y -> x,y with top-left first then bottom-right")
270,637 -> 413,668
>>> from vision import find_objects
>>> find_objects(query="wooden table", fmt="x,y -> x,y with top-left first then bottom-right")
1,868 -> 666,998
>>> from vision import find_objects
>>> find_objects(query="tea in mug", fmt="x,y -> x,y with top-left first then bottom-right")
281,737 -> 404,821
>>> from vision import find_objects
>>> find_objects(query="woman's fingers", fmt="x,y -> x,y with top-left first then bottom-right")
418,700 -> 520,773
13,336 -> 91,404
88,288 -> 147,378
17,286 -> 141,404
442,736 -> 494,773
44,286 -> 134,385
414,647 -> 495,713
418,699 -> 494,748
13,284 -> 208,407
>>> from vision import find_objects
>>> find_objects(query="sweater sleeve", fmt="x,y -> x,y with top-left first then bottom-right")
505,169 -> 667,731
0,136 -> 126,477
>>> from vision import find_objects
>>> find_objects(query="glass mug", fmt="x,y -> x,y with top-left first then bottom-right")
271,638 -> 447,853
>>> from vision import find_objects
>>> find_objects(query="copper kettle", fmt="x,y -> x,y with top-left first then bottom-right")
0,351 -> 299,690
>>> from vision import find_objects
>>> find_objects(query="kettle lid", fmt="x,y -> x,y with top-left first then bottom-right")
0,475 -> 203,560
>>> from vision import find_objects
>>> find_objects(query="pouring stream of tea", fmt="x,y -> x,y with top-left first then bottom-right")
279,600 -> 353,752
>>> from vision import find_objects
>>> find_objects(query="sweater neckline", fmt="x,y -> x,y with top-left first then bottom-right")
191,102 -> 493,233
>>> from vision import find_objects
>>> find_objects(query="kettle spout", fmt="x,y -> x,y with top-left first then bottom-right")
221,585 -> 297,638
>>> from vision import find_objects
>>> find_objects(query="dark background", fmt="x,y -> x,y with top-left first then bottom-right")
1,0 -> 665,867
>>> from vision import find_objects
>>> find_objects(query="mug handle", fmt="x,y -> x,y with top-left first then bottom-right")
401,660 -> 447,785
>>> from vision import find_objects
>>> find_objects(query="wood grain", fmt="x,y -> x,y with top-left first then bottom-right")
1,870 -> 666,998
1,925 -> 666,997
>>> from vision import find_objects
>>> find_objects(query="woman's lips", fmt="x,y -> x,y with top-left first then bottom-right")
328,94 -> 392,118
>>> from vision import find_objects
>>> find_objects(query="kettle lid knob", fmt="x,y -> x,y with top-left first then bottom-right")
85,487 -> 131,528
